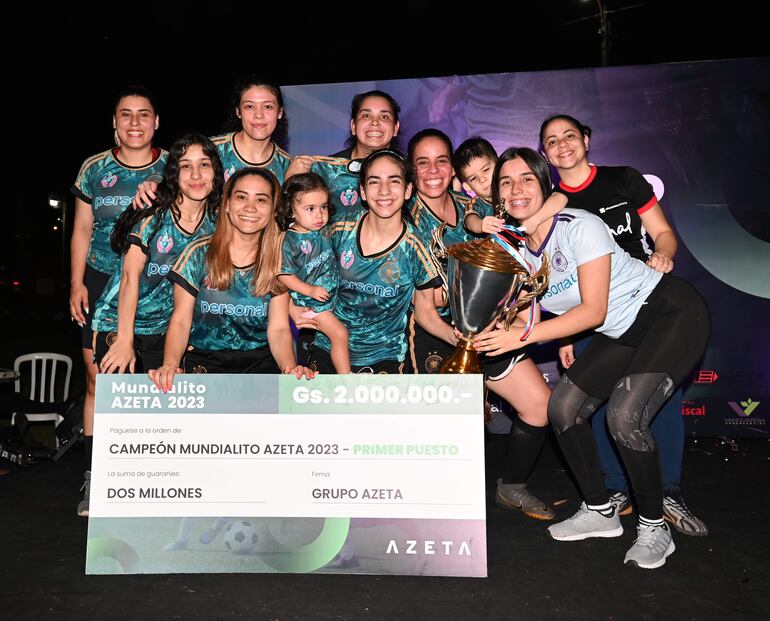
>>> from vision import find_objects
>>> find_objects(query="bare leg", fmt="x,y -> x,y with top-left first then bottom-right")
315,311 -> 351,374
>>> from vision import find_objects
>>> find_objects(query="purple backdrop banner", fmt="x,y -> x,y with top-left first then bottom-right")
283,59 -> 770,438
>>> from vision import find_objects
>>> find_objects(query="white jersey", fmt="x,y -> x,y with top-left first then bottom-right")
522,209 -> 663,339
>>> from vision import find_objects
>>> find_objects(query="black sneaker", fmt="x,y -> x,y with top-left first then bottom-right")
663,494 -> 708,536
609,491 -> 634,517
77,471 -> 90,517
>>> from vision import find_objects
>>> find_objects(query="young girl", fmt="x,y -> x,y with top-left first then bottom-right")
276,173 -> 351,374
92,134 -> 223,374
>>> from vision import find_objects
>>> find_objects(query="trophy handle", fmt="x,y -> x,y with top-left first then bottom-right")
429,222 -> 449,307
499,253 -> 550,329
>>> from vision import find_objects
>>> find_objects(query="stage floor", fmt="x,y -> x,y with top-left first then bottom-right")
2,435 -> 766,621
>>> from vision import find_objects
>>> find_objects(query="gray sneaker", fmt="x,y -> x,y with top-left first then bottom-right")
77,471 -> 91,517
624,521 -> 676,569
663,495 -> 708,536
496,479 -> 555,520
548,502 -> 623,541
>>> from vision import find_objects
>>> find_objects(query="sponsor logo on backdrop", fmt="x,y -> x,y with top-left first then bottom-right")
681,401 -> 707,416
724,398 -> 765,426
693,370 -> 719,384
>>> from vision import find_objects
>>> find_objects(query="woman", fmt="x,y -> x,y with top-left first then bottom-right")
149,167 -> 313,390
475,147 -> 710,568
538,114 -> 707,536
408,129 -> 556,520
304,149 -> 454,374
134,77 -> 292,208
70,85 -> 167,516
92,134 -> 223,374
287,90 -> 401,211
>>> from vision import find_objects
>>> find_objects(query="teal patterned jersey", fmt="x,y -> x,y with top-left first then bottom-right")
311,157 -> 362,212
315,210 -> 440,366
170,238 -> 274,351
210,133 -> 292,184
91,210 -> 215,335
410,190 -> 475,317
464,195 -> 496,221
279,228 -> 339,312
72,148 -> 168,274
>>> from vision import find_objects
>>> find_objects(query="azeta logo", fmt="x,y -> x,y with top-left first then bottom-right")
681,401 -> 707,416
728,398 -> 760,417
385,539 -> 471,556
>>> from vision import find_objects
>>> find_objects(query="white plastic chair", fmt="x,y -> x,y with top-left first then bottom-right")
11,353 -> 73,429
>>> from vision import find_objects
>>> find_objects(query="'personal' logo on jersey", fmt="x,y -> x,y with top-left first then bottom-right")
340,250 -> 355,270
379,260 -> 401,284
543,274 -> 578,299
156,234 -> 174,254
340,188 -> 358,207
300,239 -> 313,255
552,250 -> 568,272
224,166 -> 236,182
101,174 -> 118,188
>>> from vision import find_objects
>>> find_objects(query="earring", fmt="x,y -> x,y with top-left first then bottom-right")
226,208 -> 230,213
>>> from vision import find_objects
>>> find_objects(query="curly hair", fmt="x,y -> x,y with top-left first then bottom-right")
276,173 -> 331,232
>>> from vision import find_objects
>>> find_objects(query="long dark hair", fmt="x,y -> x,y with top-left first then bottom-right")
491,147 -> 553,222
276,172 -> 332,232
539,114 -> 592,149
110,134 -> 224,254
359,148 -> 414,225
221,75 -> 288,150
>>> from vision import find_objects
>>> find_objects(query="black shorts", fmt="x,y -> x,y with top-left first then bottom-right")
308,346 -> 404,375
93,332 -> 165,373
183,346 -> 280,374
406,314 -> 527,379
81,265 -> 111,350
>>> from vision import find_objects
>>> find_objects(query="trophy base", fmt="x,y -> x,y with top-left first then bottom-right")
440,337 -> 482,374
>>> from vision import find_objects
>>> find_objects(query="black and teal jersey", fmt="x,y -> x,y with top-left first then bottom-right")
410,190 -> 475,249
315,210 -> 441,366
464,195 -> 496,223
410,190 -> 474,317
91,209 -> 215,336
210,133 -> 292,184
310,157 -> 362,212
279,228 -> 339,313
169,238 -> 274,351
72,148 -> 168,274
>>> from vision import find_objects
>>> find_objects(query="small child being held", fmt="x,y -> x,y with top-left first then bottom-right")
454,136 -> 566,235
277,173 -> 351,374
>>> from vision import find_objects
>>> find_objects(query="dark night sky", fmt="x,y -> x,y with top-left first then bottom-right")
3,1 -> 766,287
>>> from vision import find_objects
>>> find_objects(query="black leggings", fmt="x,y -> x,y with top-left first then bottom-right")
547,275 -> 710,518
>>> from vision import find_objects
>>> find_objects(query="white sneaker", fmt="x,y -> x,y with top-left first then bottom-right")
548,502 -> 623,541
624,521 -> 676,569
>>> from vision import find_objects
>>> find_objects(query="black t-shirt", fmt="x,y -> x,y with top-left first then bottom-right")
554,165 -> 657,261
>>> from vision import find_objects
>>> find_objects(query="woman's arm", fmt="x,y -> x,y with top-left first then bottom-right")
149,284 -> 195,391
414,287 -> 457,345
99,245 -> 146,373
473,254 -> 610,355
640,203 -> 677,273
69,198 -> 94,326
267,293 -> 313,377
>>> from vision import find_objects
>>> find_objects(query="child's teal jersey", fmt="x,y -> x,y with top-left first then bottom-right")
279,228 -> 339,313
310,157 -> 362,212
91,210 -> 215,335
210,133 -> 292,184
315,210 -> 440,366
409,190 -> 474,317
464,195 -> 496,221
72,148 -> 168,274
170,238 -> 274,351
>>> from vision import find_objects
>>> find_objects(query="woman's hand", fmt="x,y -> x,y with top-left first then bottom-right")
132,180 -> 158,210
289,301 -> 320,329
558,344 -> 575,369
100,339 -> 136,374
69,282 -> 89,326
473,326 -> 527,356
646,251 -> 674,273
283,364 -> 315,379
286,156 -> 314,178
148,364 -> 182,392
